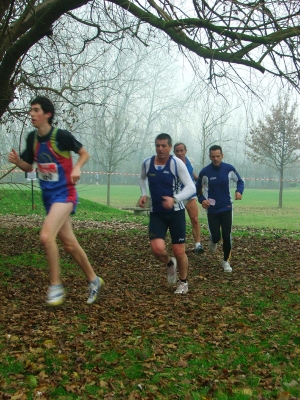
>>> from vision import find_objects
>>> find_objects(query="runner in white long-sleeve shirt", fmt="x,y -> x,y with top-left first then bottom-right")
139,133 -> 195,294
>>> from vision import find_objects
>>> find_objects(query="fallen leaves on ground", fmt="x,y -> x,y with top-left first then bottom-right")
0,217 -> 300,399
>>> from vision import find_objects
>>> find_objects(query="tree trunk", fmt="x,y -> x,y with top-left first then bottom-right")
107,173 -> 111,206
278,169 -> 284,208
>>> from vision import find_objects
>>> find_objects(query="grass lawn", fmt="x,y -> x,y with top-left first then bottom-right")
1,184 -> 299,231
76,184 -> 300,230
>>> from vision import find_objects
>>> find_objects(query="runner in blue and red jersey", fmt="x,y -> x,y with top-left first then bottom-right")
8,96 -> 104,306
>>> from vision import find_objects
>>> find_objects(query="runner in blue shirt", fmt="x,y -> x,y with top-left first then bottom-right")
139,133 -> 195,294
196,145 -> 244,272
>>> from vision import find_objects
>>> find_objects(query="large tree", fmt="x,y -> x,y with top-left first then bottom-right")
246,97 -> 300,208
1,0 -> 300,120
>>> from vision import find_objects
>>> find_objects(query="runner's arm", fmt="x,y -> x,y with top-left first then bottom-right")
139,160 -> 149,196
174,159 -> 196,202
71,146 -> 89,183
8,149 -> 33,172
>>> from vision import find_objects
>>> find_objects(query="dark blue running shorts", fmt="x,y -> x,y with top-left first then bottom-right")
149,209 -> 186,244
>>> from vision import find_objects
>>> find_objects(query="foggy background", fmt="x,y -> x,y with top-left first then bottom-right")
1,9 -> 299,193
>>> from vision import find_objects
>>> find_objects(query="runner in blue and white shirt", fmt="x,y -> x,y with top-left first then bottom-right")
196,145 -> 244,273
139,133 -> 195,294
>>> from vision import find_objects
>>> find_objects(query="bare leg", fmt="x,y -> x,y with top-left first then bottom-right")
40,203 -> 72,285
150,238 -> 169,264
150,239 -> 188,280
172,243 -> 188,280
185,199 -> 201,244
58,218 -> 96,282
40,202 -> 96,285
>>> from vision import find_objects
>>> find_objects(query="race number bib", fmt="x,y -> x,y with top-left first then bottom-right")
37,163 -> 59,181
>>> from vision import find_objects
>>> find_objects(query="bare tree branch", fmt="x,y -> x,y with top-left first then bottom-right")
1,0 -> 300,120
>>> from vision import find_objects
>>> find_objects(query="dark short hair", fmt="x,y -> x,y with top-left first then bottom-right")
155,133 -> 172,146
173,142 -> 187,152
209,145 -> 223,154
30,96 -> 55,124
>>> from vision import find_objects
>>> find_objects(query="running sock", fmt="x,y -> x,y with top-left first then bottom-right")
195,242 -> 200,249
91,277 -> 99,285
179,278 -> 187,283
51,284 -> 63,289
167,259 -> 174,267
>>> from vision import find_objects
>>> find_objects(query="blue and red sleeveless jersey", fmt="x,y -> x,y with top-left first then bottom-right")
33,128 -> 77,206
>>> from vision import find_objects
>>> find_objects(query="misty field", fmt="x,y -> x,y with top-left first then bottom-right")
1,184 -> 300,231
76,184 -> 300,231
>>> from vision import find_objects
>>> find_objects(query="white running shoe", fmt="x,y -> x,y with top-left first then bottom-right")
208,241 -> 217,253
222,261 -> 232,273
46,285 -> 65,306
174,281 -> 188,294
167,257 -> 177,284
87,276 -> 104,304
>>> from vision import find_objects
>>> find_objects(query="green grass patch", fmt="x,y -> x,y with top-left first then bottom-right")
1,185 -> 300,230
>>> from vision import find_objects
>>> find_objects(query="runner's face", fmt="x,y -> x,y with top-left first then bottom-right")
155,139 -> 172,162
174,144 -> 187,161
209,150 -> 223,166
29,104 -> 51,128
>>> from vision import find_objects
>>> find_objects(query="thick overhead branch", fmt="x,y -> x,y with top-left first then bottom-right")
0,0 -> 300,119
0,0 -> 91,117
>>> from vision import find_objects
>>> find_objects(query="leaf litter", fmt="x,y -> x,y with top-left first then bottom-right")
0,216 -> 299,399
